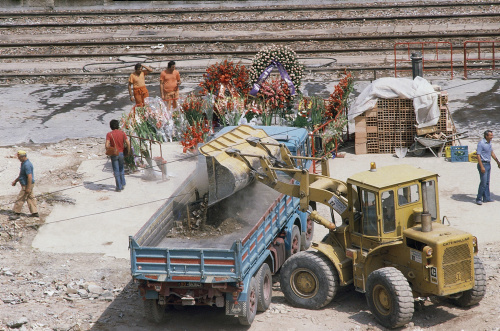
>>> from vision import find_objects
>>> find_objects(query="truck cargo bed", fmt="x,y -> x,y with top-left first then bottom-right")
156,181 -> 281,249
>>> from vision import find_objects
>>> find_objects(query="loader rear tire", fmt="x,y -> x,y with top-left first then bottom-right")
449,256 -> 486,307
256,263 -> 272,312
280,250 -> 338,309
366,267 -> 414,329
144,299 -> 167,323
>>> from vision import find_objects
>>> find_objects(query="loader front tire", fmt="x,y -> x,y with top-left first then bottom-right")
280,250 -> 338,309
449,256 -> 486,307
366,267 -> 414,329
144,299 -> 167,323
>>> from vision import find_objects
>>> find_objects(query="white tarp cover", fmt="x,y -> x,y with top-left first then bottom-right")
349,76 -> 440,128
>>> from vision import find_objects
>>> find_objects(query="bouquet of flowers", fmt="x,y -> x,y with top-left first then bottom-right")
325,70 -> 354,118
199,60 -> 250,97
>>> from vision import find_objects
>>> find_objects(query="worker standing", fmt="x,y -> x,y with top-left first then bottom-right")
476,130 -> 500,205
160,60 -> 181,110
10,150 -> 39,220
128,63 -> 153,107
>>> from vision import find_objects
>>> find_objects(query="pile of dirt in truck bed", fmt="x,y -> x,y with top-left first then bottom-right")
166,216 -> 244,239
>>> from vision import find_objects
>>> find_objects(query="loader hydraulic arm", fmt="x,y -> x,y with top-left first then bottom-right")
199,125 -> 351,229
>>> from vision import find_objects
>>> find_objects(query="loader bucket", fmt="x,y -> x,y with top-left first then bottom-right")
200,125 -> 281,206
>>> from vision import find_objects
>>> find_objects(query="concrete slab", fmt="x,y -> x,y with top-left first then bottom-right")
429,24 -> 448,32
359,26 -> 378,34
411,25 -> 430,33
477,23 -> 500,31
129,29 -> 183,38
377,25 -> 395,34
446,24 -> 466,32
341,27 -> 360,35
394,25 -> 412,33
31,142 -> 198,258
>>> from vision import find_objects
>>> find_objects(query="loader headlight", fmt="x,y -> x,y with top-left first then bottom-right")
472,236 -> 477,246
423,246 -> 433,258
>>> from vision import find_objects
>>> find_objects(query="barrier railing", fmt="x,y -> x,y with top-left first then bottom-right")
463,40 -> 499,79
394,42 -> 453,79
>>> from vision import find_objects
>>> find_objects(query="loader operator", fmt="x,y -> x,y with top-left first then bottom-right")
476,130 -> 500,205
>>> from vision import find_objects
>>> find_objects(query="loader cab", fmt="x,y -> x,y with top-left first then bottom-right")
346,164 -> 440,251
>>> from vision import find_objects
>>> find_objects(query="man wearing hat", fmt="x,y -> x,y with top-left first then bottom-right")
10,150 -> 38,220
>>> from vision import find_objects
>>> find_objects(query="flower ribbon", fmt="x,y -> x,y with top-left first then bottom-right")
250,61 -> 296,96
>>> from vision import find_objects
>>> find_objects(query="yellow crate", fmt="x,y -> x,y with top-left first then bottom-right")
445,146 -> 451,158
469,151 -> 478,163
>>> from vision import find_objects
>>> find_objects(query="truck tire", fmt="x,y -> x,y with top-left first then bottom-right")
144,299 -> 167,323
256,263 -> 272,312
449,256 -> 486,307
301,207 -> 315,251
280,250 -> 338,309
238,276 -> 258,326
366,267 -> 414,329
286,225 -> 301,259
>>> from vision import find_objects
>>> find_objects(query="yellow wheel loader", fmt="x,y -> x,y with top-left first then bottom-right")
203,125 -> 485,329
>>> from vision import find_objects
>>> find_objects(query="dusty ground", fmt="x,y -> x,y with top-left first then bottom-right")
1,138 -> 500,331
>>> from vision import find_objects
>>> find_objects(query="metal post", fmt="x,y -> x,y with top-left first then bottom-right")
410,52 -> 423,79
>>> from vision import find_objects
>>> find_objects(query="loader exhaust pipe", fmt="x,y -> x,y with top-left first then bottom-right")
420,181 -> 432,232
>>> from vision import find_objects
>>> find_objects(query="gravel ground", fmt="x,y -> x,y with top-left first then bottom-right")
1,138 -> 500,331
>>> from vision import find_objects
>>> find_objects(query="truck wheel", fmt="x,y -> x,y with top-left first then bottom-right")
144,299 -> 167,323
449,256 -> 486,307
301,207 -> 315,250
238,276 -> 258,326
366,267 -> 414,329
286,225 -> 301,259
280,250 -> 338,309
256,263 -> 272,312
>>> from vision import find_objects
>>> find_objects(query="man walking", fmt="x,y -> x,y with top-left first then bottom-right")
128,63 -> 153,107
476,130 -> 500,205
10,150 -> 39,220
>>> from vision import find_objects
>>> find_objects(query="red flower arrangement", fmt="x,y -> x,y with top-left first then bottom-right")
180,121 -> 211,153
325,70 -> 354,118
199,60 -> 250,97
181,93 -> 204,125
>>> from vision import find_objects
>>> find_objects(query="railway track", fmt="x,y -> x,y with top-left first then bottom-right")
0,1 -> 498,82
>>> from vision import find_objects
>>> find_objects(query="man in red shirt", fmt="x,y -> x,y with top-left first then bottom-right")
128,63 -> 153,107
160,61 -> 181,110
105,120 -> 130,192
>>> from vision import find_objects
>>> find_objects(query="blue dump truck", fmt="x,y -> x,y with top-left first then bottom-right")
129,126 -> 319,325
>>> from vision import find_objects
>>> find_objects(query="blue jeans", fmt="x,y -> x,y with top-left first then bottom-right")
111,152 -> 126,190
477,162 -> 491,202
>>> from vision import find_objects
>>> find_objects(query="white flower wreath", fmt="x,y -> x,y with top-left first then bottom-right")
249,45 -> 304,91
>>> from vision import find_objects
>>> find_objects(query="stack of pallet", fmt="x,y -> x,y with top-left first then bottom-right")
355,91 -> 455,154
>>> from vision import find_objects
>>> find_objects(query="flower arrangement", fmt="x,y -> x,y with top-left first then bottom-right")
199,60 -> 250,97
325,70 -> 354,118
180,121 -> 211,153
214,95 -> 246,126
181,93 -> 205,126
257,77 -> 293,125
322,114 -> 348,156
249,45 -> 304,92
